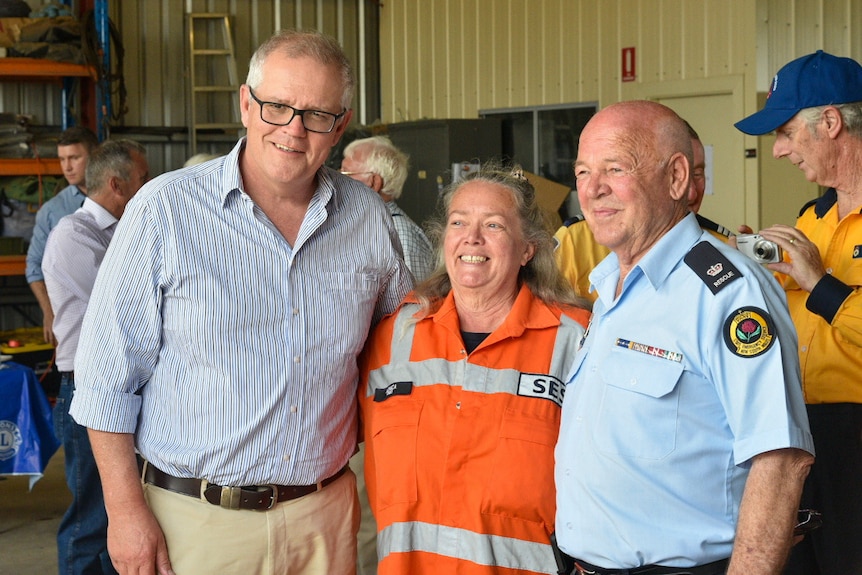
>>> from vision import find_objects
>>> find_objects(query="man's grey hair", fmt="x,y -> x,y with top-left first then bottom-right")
85,139 -> 147,196
343,136 -> 409,199
246,29 -> 355,110
799,101 -> 862,139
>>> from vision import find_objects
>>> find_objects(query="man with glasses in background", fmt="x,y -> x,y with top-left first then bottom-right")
70,29 -> 412,575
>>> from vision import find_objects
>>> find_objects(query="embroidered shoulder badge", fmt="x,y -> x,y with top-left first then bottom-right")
723,306 -> 776,357
684,241 -> 743,295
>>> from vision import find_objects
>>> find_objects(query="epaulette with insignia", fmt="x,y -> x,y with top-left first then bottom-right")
684,241 -> 743,295
562,214 -> 586,227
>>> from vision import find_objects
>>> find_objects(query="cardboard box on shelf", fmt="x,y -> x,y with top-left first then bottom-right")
524,171 -> 572,230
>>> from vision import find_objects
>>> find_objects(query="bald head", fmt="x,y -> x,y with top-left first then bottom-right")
592,101 -> 693,167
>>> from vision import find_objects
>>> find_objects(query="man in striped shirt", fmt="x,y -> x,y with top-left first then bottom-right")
70,30 -> 412,575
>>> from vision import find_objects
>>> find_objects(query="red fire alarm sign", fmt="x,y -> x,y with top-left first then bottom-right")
622,47 -> 636,82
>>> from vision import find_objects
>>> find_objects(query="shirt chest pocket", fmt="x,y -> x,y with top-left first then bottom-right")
324,272 -> 379,355
595,348 -> 684,460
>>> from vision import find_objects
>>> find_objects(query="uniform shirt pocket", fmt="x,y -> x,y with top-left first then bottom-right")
480,405 -> 560,526
595,348 -> 684,460
368,398 -> 423,509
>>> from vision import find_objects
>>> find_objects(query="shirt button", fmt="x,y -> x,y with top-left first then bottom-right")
630,378 -> 637,386
294,356 -> 301,363
801,346 -> 807,352
826,268 -> 833,275
290,405 -> 298,413
456,402 -> 461,409
292,308 -> 300,315
566,522 -> 573,530
283,454 -> 291,462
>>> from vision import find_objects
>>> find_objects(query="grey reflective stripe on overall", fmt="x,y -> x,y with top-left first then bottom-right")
365,303 -> 579,399
379,521 -> 558,573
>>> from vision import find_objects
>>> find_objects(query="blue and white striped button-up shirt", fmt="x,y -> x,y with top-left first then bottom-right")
70,139 -> 413,486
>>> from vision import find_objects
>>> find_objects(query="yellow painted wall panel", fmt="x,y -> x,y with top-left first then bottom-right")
576,0 -> 600,103
460,0 -> 480,118
524,0 -> 544,104
637,0 -> 662,84
661,0 -> 684,82
704,0 -> 731,76
415,2 -> 434,119
682,0 -> 707,78
794,0 -> 823,55
822,0 -> 849,54
510,0 -> 529,108
542,0 -> 564,102
598,0 -> 621,106
853,0 -> 862,56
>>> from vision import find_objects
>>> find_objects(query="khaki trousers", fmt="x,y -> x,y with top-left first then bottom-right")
143,468 -> 359,575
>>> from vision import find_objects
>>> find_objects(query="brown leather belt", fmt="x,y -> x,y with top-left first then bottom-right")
138,456 -> 348,511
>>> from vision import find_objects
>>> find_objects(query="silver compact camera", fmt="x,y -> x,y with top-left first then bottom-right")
736,234 -> 783,264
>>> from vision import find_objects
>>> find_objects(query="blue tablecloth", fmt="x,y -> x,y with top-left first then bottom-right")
0,361 -> 60,488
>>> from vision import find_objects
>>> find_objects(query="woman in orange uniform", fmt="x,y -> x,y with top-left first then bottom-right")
359,164 -> 591,575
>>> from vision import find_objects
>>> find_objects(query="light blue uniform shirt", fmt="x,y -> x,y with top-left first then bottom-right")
555,212 -> 814,568
70,139 -> 413,487
25,184 -> 86,283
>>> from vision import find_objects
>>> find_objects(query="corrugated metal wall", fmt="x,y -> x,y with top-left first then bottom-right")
0,0 -> 370,178
379,0 -> 862,121
379,0 -> 756,121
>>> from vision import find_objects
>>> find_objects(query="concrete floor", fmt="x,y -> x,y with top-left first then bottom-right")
0,448 -> 68,575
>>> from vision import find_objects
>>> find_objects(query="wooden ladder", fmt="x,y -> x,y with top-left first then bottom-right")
186,13 -> 243,156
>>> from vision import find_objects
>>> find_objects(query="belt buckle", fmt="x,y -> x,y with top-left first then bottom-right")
219,485 -> 242,510
257,484 -> 279,510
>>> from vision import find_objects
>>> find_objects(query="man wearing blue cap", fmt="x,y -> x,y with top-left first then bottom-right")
735,50 -> 862,575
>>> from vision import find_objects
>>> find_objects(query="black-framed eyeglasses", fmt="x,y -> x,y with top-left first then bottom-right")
248,88 -> 346,134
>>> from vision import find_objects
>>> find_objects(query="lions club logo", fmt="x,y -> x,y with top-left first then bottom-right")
0,420 -> 23,462
723,307 -> 776,358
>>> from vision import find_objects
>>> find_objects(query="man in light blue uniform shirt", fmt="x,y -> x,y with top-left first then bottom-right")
555,101 -> 815,575
70,30 -> 412,575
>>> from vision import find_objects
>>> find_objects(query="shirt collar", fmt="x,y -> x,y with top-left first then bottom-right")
81,197 -> 119,231
218,137 -> 341,213
427,283 -> 561,342
591,211 -> 701,300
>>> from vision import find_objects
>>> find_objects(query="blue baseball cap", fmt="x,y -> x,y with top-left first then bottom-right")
734,50 -> 862,135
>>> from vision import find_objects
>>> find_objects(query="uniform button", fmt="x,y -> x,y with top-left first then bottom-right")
565,468 -> 571,476
801,346 -> 807,352
591,365 -> 597,372
456,402 -> 461,409
294,356 -> 301,363
826,268 -> 833,275
283,454 -> 291,462
292,308 -> 300,315
566,522 -> 573,530
290,405 -> 298,413
630,378 -> 637,386
460,349 -> 467,355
